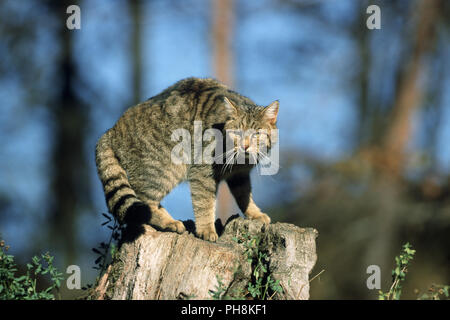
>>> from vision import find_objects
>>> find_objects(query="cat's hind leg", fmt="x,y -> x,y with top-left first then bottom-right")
146,202 -> 186,234
133,164 -> 187,234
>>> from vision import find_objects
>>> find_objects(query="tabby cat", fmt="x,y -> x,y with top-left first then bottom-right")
95,77 -> 279,242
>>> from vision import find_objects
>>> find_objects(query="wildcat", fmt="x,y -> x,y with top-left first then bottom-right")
95,77 -> 279,242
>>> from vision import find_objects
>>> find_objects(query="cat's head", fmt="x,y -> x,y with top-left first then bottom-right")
222,96 -> 279,162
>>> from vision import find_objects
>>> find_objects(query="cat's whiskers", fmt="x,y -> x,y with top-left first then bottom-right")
214,148 -> 236,163
257,151 -> 282,169
251,152 -> 261,176
228,151 -> 238,172
255,151 -> 280,182
221,150 -> 237,175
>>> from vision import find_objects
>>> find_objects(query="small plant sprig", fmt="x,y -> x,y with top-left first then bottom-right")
82,212 -> 123,293
379,242 -> 416,300
0,238 -> 64,300
209,273 -> 248,300
210,231 -> 283,300
232,233 -> 283,300
91,212 -> 123,276
417,284 -> 450,300
209,275 -> 228,300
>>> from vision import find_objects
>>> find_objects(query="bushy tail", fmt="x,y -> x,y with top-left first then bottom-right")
95,132 -> 147,224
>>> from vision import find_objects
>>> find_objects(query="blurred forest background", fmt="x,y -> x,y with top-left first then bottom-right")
0,0 -> 449,299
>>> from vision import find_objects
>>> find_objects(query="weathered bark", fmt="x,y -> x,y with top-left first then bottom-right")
89,217 -> 318,300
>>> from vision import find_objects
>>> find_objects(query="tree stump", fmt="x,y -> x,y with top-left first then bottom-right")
89,216 -> 318,300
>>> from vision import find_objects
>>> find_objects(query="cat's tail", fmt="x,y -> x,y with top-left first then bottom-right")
95,132 -> 150,225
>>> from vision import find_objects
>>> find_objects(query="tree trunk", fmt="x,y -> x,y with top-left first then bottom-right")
212,0 -> 233,87
89,217 -> 318,300
47,0 -> 90,266
380,0 -> 440,179
130,0 -> 143,106
362,0 -> 441,277
211,0 -> 239,224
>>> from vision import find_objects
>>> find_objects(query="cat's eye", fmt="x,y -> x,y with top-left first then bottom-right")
228,131 -> 241,140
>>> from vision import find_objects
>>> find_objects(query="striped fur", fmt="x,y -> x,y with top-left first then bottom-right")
95,77 -> 279,241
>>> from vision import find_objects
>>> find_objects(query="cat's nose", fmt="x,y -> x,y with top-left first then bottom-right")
243,138 -> 250,151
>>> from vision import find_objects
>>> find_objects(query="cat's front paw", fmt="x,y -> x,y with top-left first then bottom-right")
196,225 -> 218,242
249,213 -> 271,225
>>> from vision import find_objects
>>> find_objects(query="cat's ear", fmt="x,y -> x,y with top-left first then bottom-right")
224,97 -> 238,116
263,100 -> 279,125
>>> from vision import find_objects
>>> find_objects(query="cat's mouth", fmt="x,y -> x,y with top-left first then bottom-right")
222,145 -> 269,165
236,148 -> 260,163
